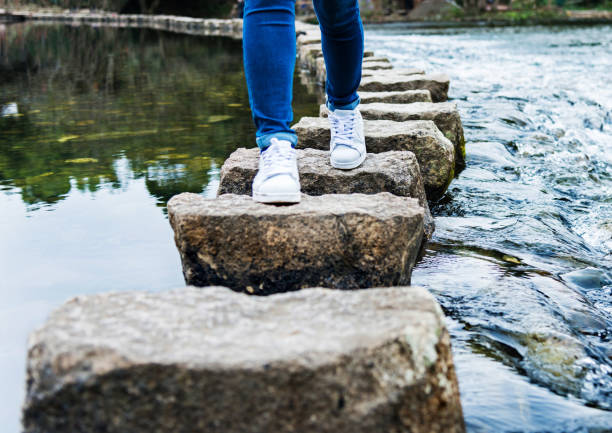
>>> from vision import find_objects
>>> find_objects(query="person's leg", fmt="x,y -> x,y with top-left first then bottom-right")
243,0 -> 297,151
312,0 -> 366,170
312,0 -> 364,111
243,0 -> 301,203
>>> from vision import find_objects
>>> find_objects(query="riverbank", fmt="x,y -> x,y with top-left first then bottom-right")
2,6 -> 612,28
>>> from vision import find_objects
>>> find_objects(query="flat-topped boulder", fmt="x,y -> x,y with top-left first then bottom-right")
362,68 -> 425,77
24,286 -> 465,433
363,56 -> 391,63
362,61 -> 394,70
294,117 -> 455,199
168,193 -> 424,294
360,89 -> 432,104
359,73 -> 450,103
320,103 -> 465,166
217,147 -> 434,237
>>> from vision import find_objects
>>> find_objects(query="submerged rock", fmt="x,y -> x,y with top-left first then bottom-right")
168,192 -> 424,294
218,147 -> 434,237
359,73 -> 450,103
23,286 -> 464,433
294,117 -> 455,199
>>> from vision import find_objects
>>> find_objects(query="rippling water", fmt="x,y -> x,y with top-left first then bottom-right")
1,21 -> 611,433
366,24 -> 612,431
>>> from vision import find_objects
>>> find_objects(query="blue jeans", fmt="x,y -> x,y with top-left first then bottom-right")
243,0 -> 364,150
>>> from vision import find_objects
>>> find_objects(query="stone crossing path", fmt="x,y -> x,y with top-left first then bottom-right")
23,17 -> 466,433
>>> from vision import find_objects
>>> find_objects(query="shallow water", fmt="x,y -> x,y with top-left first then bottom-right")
366,24 -> 612,431
1,21 -> 611,433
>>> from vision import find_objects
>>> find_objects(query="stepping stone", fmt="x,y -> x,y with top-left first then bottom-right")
360,89 -> 432,104
320,103 -> 465,166
217,148 -> 434,238
361,68 -> 425,77
362,61 -> 394,70
359,73 -> 450,103
293,117 -> 455,199
363,56 -> 390,63
295,21 -> 319,34
168,193 -> 424,294
23,286 -> 465,433
315,63 -> 423,84
297,32 -> 321,45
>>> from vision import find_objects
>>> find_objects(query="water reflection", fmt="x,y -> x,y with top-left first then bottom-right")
0,22 -> 320,433
0,23 -> 319,209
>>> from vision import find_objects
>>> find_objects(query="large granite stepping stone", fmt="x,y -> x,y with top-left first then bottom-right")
320,103 -> 465,166
217,148 -> 434,237
23,286 -> 465,433
294,117 -> 455,199
359,73 -> 450,103
168,193 -> 424,294
360,89 -> 432,104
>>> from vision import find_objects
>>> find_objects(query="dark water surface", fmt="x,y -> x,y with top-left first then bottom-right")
1,21 -> 611,433
367,24 -> 612,432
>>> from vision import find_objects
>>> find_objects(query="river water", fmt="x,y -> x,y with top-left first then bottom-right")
1,22 -> 611,433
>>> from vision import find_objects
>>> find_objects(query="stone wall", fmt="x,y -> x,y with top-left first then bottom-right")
0,0 -> 235,18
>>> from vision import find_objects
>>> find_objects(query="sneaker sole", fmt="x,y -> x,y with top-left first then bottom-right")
252,191 -> 301,204
330,152 -> 367,170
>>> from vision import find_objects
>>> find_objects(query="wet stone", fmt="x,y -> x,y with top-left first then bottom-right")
319,103 -> 465,172
168,192 -> 424,294
23,286 -> 465,433
218,147 -> 434,238
359,73 -> 450,103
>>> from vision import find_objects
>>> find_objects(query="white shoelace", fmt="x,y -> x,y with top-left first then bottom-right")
261,139 -> 296,173
330,112 -> 359,150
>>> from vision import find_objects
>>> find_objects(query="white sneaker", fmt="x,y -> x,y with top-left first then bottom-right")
329,106 -> 366,170
252,138 -> 301,204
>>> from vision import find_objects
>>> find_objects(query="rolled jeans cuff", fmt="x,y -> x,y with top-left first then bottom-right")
256,131 -> 298,151
327,97 -> 360,112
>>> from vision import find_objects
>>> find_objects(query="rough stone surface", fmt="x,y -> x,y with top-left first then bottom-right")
168,193 -> 424,294
359,89 -> 432,104
24,286 -> 465,433
320,103 -> 465,167
362,61 -> 394,70
317,64 -> 425,84
294,117 -> 454,199
218,147 -> 434,237
361,68 -> 425,77
363,56 -> 390,63
359,73 -> 450,103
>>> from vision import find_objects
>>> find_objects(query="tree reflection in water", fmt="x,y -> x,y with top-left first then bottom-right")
0,23 -> 319,209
